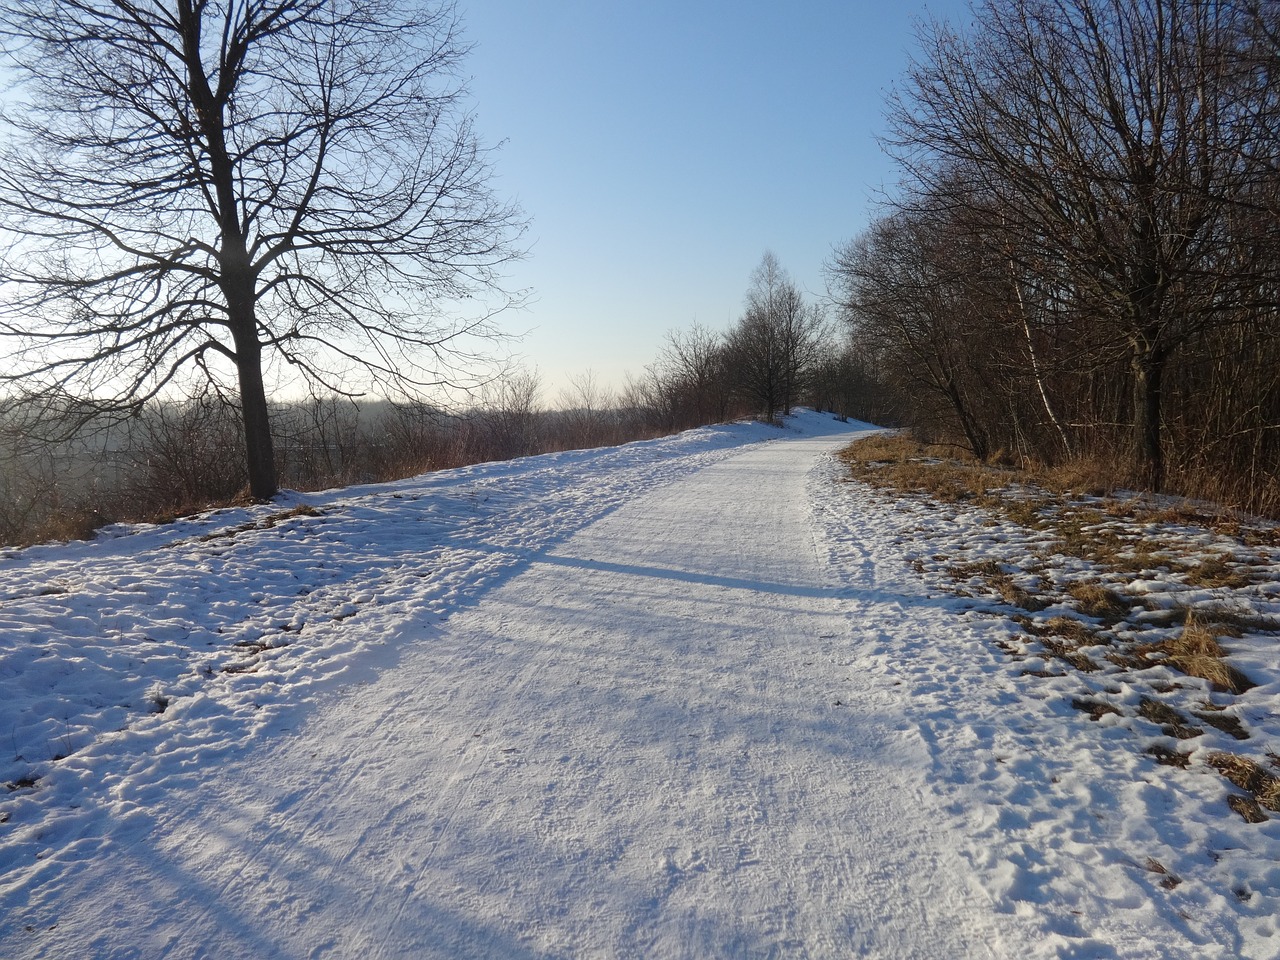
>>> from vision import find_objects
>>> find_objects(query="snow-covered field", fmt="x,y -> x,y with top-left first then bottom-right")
1,409 -> 1276,958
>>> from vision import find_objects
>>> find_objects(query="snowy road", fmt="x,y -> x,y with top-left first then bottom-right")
1,416 -> 1042,958
200,424 -> 1026,959
20,412 -> 1273,958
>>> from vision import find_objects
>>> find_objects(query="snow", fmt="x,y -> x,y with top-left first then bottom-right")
1,409 -> 1277,958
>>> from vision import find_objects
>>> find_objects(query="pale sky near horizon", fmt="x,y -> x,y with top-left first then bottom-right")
459,1 -> 974,399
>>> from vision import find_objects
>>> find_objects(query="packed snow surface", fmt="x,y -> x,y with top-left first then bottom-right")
1,410 -> 1277,958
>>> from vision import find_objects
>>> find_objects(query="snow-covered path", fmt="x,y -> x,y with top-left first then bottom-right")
3,417 -> 1042,958
18,411 -> 1277,958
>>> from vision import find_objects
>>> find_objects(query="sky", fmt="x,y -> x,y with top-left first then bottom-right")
458,0 -> 974,398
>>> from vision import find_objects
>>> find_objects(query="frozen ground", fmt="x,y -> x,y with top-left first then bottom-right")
0,409 -> 1277,958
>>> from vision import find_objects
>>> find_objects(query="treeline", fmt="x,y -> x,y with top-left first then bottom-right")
0,387 -> 658,545
625,252 -> 856,433
826,0 -> 1280,516
0,253 -> 852,545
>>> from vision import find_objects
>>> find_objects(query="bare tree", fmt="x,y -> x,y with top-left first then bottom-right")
554,370 -> 616,449
656,322 -> 732,428
829,205 -> 1002,459
727,252 -> 826,422
888,0 -> 1256,488
0,0 -> 523,498
471,366 -> 542,461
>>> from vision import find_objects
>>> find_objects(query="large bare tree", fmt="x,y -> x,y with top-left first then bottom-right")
0,0 -> 522,498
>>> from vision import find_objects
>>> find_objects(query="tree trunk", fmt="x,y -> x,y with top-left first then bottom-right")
231,327 -> 279,499
943,378 -> 990,461
1009,261 -> 1072,459
1131,344 -> 1165,492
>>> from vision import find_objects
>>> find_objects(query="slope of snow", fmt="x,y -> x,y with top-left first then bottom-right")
1,410 -> 1276,958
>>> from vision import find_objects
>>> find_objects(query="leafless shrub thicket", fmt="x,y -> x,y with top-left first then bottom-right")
0,366 -> 693,545
827,0 -> 1280,516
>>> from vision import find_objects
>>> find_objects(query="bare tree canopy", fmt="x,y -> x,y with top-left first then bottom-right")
881,0 -> 1266,489
823,0 -> 1280,513
0,0 -> 524,497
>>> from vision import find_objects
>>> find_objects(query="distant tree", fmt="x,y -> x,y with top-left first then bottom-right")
805,336 -> 900,427
727,252 -> 825,421
657,322 -> 732,427
555,370 -> 616,449
829,204 -> 1002,459
474,367 -> 542,460
0,0 -> 523,498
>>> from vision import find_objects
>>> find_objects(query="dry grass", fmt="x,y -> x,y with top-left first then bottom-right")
1138,697 -> 1204,740
1226,794 -> 1269,823
1116,542 -> 1178,573
838,433 -> 963,466
1191,702 -> 1250,741
838,430 -> 1280,830
1016,615 -> 1106,671
1146,744 -> 1192,768
838,436 -> 1008,506
1038,616 -> 1104,646
1161,613 -> 1255,695
947,560 -> 1051,612
33,508 -> 115,544
1040,636 -> 1102,672
1034,459 -> 1122,498
948,560 -> 1003,582
1143,857 -> 1183,889
1072,698 -> 1123,721
1004,499 -> 1050,528
992,574 -> 1051,612
1206,753 -> 1280,812
1181,553 -> 1257,589
1067,581 -> 1131,623
184,504 -> 324,546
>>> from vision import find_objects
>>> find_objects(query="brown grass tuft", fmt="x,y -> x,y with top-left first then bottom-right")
1161,613 -> 1255,694
1143,858 -> 1182,889
992,574 -> 1051,612
1067,581 -> 1131,622
1040,616 -> 1103,645
1072,698 -> 1122,721
1227,794 -> 1269,823
838,435 -> 1008,505
838,433 -> 969,467
948,560 -> 1003,582
187,504 -> 324,546
1182,553 -> 1256,590
1138,697 -> 1204,739
1032,458 -> 1120,497
1146,745 -> 1192,768
1041,636 -> 1102,672
1207,753 -> 1280,811
1191,702 -> 1250,741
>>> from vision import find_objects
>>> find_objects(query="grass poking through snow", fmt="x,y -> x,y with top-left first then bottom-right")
1159,612 -> 1255,695
837,432 -> 1280,825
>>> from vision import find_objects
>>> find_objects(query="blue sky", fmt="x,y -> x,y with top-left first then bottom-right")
460,1 -> 972,397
